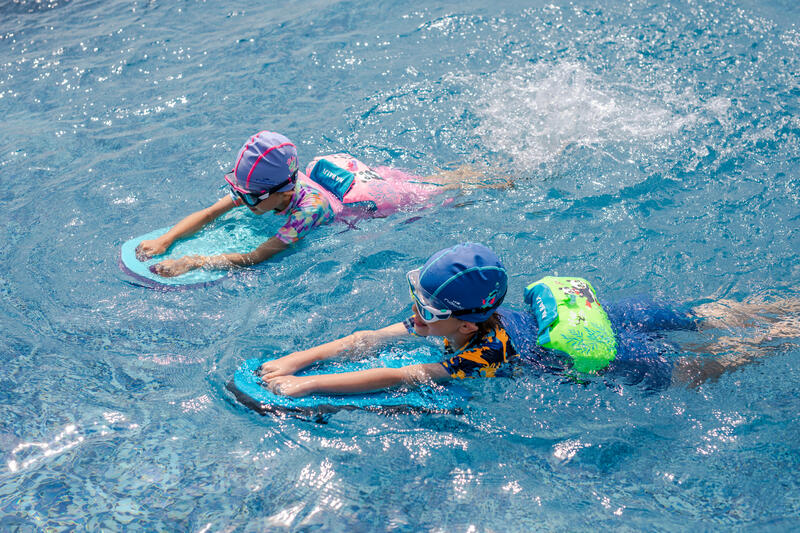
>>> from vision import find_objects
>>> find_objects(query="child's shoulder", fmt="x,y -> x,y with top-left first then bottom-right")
290,178 -> 333,208
442,326 -> 518,379
448,323 -> 516,360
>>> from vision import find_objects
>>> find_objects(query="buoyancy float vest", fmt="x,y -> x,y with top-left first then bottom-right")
304,153 -> 384,213
523,276 -> 617,374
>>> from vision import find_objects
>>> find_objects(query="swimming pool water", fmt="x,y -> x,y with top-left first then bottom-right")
1,0 -> 799,530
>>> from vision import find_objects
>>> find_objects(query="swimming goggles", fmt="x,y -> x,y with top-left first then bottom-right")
407,268 -> 503,323
226,171 -> 297,207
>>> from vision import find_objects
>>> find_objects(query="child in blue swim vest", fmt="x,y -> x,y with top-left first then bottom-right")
261,243 -> 800,396
136,131 -> 505,277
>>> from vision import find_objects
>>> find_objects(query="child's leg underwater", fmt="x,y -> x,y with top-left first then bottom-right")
673,300 -> 800,387
425,164 -> 514,191
599,294 -> 800,387
691,297 -> 800,330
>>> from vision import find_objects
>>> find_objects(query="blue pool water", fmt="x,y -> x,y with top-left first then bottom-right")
1,0 -> 799,530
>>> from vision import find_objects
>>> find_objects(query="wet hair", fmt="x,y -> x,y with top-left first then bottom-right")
474,312 -> 502,339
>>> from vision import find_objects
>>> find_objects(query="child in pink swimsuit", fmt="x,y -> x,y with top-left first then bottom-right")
135,131 -> 453,278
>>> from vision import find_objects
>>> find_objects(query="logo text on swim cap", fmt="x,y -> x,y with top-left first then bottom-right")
443,298 -> 463,308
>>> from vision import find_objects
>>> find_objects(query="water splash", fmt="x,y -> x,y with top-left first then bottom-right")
472,61 -> 699,171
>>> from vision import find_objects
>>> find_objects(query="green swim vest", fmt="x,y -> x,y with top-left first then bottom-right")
523,276 -> 617,374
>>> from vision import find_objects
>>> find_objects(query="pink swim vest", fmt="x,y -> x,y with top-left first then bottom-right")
303,154 -> 442,217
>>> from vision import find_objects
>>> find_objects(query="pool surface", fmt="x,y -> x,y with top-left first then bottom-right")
1,0 -> 799,530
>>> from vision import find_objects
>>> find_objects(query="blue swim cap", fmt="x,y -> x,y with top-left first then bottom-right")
416,243 -> 507,323
227,131 -> 299,194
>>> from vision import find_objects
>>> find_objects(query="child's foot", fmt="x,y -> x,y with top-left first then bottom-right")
764,316 -> 800,340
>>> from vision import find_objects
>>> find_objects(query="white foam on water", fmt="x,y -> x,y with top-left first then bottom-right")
470,61 -> 703,172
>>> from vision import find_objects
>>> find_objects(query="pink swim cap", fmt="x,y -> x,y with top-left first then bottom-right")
225,131 -> 299,194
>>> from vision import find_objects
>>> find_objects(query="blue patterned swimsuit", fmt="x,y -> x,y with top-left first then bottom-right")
405,298 -> 700,390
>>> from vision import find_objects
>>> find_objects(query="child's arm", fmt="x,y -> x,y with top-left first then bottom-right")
264,362 -> 451,397
150,235 -> 290,277
136,196 -> 236,259
259,322 -> 410,379
151,189 -> 332,277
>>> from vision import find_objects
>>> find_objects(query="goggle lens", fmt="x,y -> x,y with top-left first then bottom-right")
225,171 -> 297,207
407,270 -> 452,323
418,303 -> 445,322
233,189 -> 266,207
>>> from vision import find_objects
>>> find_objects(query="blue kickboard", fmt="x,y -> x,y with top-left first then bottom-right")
120,211 -> 271,288
228,348 -> 470,413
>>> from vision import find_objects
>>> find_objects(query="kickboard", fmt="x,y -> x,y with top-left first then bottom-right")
120,210 -> 271,288
228,348 -> 470,413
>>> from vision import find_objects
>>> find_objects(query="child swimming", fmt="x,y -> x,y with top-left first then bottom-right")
136,131 -> 504,278
260,243 -> 800,397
